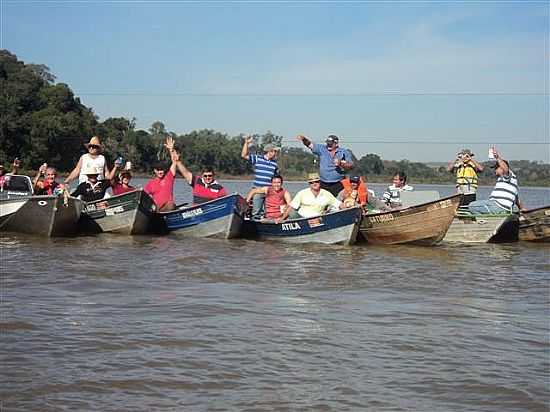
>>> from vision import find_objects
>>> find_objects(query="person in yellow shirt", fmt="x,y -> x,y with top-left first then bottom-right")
278,173 -> 347,222
447,149 -> 484,206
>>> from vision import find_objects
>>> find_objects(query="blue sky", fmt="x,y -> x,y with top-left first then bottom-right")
2,0 -> 549,162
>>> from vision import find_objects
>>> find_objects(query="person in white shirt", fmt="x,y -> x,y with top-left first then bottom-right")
278,173 -> 348,222
383,171 -> 414,208
65,136 -> 110,184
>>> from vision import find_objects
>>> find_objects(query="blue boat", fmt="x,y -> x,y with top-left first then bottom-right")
160,193 -> 247,239
243,206 -> 362,245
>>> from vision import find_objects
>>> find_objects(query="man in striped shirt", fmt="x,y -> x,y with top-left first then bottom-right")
241,136 -> 280,218
468,149 -> 524,214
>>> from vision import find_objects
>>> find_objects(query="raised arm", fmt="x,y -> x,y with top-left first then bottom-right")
33,163 -> 47,188
171,151 -> 193,184
241,136 -> 253,160
493,147 -> 509,175
107,162 -> 119,181
297,134 -> 314,150
11,158 -> 21,174
64,156 -> 83,184
447,154 -> 460,172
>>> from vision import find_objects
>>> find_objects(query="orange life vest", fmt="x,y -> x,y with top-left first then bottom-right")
341,177 -> 368,205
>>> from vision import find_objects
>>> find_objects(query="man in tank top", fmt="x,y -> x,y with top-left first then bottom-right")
245,174 -> 292,220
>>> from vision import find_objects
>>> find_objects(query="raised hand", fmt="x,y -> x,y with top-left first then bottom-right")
245,135 -> 254,145
164,136 -> 175,152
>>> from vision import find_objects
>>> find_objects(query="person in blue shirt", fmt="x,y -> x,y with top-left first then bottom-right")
241,135 -> 280,218
297,134 -> 354,197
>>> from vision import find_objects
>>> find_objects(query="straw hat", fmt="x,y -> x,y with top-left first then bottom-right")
84,136 -> 102,149
307,172 -> 321,182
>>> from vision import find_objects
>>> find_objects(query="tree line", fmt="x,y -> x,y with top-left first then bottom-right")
1,49 -> 548,186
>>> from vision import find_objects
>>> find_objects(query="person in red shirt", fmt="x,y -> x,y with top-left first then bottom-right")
245,174 -> 291,220
144,156 -> 177,211
169,150 -> 227,205
111,170 -> 135,196
33,164 -> 66,196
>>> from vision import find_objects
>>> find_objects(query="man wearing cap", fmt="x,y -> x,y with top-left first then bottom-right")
297,134 -> 353,197
337,175 -> 368,207
278,172 -> 347,221
65,136 -> 110,185
468,148 -> 524,214
71,166 -> 114,202
447,148 -> 484,206
241,136 -> 280,218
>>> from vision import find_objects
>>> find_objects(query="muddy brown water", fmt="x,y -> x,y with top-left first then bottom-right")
1,182 -> 548,411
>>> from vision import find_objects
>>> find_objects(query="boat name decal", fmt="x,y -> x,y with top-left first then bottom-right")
181,208 -> 203,219
369,214 -> 394,224
106,206 -> 124,216
281,222 -> 301,231
427,199 -> 453,212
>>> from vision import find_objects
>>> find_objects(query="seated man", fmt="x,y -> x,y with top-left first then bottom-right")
33,164 -> 66,196
278,172 -> 347,222
468,149 -> 525,214
246,174 -> 292,220
337,175 -> 368,207
170,149 -> 227,205
383,171 -> 414,208
71,166 -> 112,202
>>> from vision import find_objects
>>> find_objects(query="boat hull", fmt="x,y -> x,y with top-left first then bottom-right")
444,213 -> 519,243
519,206 -> 550,242
0,195 -> 82,237
79,189 -> 155,235
243,207 -> 362,245
360,194 -> 461,245
161,194 -> 247,239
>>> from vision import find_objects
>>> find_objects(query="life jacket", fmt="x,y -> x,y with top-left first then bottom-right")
192,176 -> 226,204
455,163 -> 478,190
341,177 -> 368,205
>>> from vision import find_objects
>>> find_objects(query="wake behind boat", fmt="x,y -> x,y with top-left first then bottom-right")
359,194 -> 461,245
0,175 -> 82,236
79,189 -> 156,235
243,206 -> 362,245
160,193 -> 247,239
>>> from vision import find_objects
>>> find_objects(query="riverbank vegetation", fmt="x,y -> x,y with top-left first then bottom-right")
2,50 -> 548,186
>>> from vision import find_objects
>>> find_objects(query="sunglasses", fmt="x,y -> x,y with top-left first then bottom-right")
309,180 -> 321,184
202,174 -> 214,178
88,144 -> 100,149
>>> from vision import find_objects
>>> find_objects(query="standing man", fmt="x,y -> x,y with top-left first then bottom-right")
65,136 -> 110,185
447,148 -> 484,206
241,136 -> 280,218
297,134 -> 353,197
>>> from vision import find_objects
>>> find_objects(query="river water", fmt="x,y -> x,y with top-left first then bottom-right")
1,181 -> 549,411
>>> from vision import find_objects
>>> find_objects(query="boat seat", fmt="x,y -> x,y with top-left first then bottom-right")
400,190 -> 440,208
